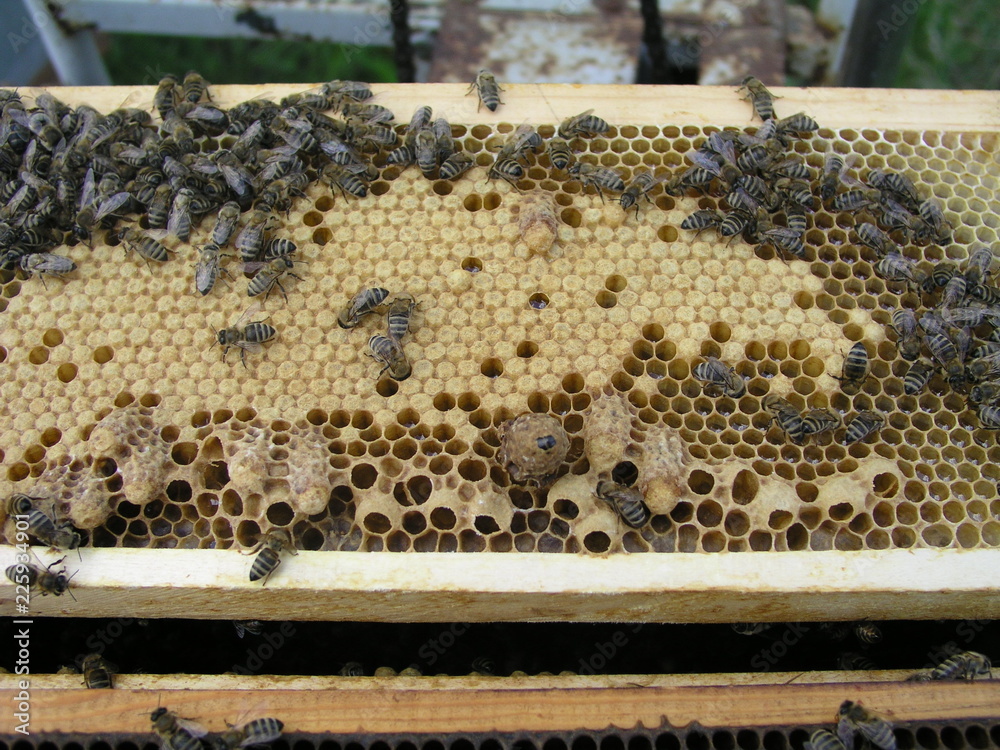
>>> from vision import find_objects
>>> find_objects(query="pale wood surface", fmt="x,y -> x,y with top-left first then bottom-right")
17,84 -> 1000,132
2,546 -> 999,621
1,677 -> 997,734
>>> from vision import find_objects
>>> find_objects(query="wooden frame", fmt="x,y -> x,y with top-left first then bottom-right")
1,673 -> 998,734
1,85 -> 999,624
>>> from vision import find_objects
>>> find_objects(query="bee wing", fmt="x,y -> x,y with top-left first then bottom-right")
242,260 -> 268,275
230,301 -> 264,329
688,151 -> 723,176
94,192 -> 131,221
836,720 -> 855,750
78,168 -> 97,210
858,721 -> 895,750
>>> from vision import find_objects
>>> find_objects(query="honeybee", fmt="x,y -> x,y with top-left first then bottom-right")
738,76 -> 777,121
837,700 -> 897,750
471,657 -> 497,675
12,495 -> 81,551
338,286 -> 390,329
7,493 -> 37,515
774,112 -> 820,140
853,622 -> 882,644
246,528 -> 297,585
154,74 -> 180,119
977,405 -> 1000,429
232,620 -> 263,638
5,558 -> 75,597
497,124 -> 542,164
263,238 -> 296,261
439,152 -> 474,181
320,163 -> 369,199
119,227 -> 172,266
339,662 -> 365,676
889,309 -> 920,361
763,395 -> 806,444
320,79 -> 373,102
432,118 -> 456,163
216,717 -> 284,749
568,163 -> 625,200
918,198 -> 951,243
968,382 -> 1000,405
806,730 -> 846,750
167,187 -> 194,242
867,169 -> 918,211
414,128 -> 439,178
835,342 -> 870,392
81,653 -> 114,689
342,101 -> 394,124
595,478 -> 649,528
546,139 -> 574,171
875,253 -> 926,289
619,170 -> 666,216
212,202 -> 242,247
151,707 -> 207,750
832,188 -> 883,212
927,651 -> 992,680
368,334 -> 411,380
819,154 -> 860,203
801,408 -> 841,438
903,360 -> 935,395
182,70 -> 210,102
467,69 -> 504,112
680,209 -> 724,236
404,105 -> 433,148
387,293 -> 417,341
693,357 -> 745,398
842,411 -> 884,445
487,158 -> 524,188
19,252 -> 76,286
216,302 -> 276,367
558,109 -> 609,139
964,246 -> 994,285
246,256 -> 302,301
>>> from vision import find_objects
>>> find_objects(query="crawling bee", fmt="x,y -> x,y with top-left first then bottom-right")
595,478 -> 649,528
467,69 -> 504,112
247,528 -> 297,585
693,357 -> 745,398
546,139 -> 574,171
774,112 -> 820,140
19,252 -> 76,286
216,717 -> 284,750
855,222 -> 898,256
558,109 -> 609,139
195,242 -> 231,296
216,303 -> 276,368
842,411 -> 884,445
964,246 -> 994,285
387,293 -> 417,341
801,408 -> 841,438
414,128 -> 439,178
969,382 -> 1000,405
738,76 -> 777,121
338,286 -> 390,329
835,342 -> 870,392
681,209 -> 724,236
763,395 -> 806,444
81,653 -> 114,689
263,238 -> 297,261
151,707 -> 207,750
619,170 -> 665,217
119,227 -> 171,266
820,154 -> 860,203
5,558 -> 75,597
918,198 -> 951,243
339,662 -> 365,677
368,334 -> 411,380
471,657 -> 497,675
497,124 -> 542,164
853,622 -> 882,644
832,187 -> 884,213
837,700 -> 897,750
232,620 -> 263,638
890,309 -> 921,361
236,209 -> 278,262
903,360 -> 935,396
439,152 -> 474,181
487,157 -> 524,188
977,405 -> 1000,430
182,70 -> 210,102
246,257 -> 302,301
874,253 -> 926,289
867,169 -> 918,211
568,163 -> 625,200
12,495 -> 81,551
320,163 -> 369,199
211,201 -> 242,247
923,651 -> 993,681
806,730 -> 846,750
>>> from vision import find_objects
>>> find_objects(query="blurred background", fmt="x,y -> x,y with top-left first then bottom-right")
0,0 -> 997,89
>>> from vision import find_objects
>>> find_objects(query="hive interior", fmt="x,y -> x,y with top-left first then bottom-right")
2,97 -> 1000,555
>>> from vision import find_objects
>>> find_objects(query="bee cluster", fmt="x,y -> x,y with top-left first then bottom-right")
1,73 -> 1000,562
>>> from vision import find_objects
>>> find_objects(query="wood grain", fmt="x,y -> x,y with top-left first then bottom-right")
2,676 -> 998,734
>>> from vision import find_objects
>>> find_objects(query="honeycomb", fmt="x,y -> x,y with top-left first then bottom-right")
2,86 -> 1000,557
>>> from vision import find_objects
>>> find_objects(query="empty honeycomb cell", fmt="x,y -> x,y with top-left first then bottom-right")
596,291 -> 617,309
481,358 -> 504,378
528,292 -> 549,309
922,523 -> 954,547
695,499 -> 722,527
28,346 -> 49,364
724,509 -> 749,537
351,463 -> 378,489
393,439 -> 418,460
786,523 -> 809,550
56,363 -> 78,383
42,328 -> 64,347
461,256 -> 483,272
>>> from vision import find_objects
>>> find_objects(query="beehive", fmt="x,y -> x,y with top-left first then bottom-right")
1,85 -> 999,621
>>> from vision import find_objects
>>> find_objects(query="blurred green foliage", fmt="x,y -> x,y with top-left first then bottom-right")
104,35 -> 397,85
896,0 -> 1000,89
